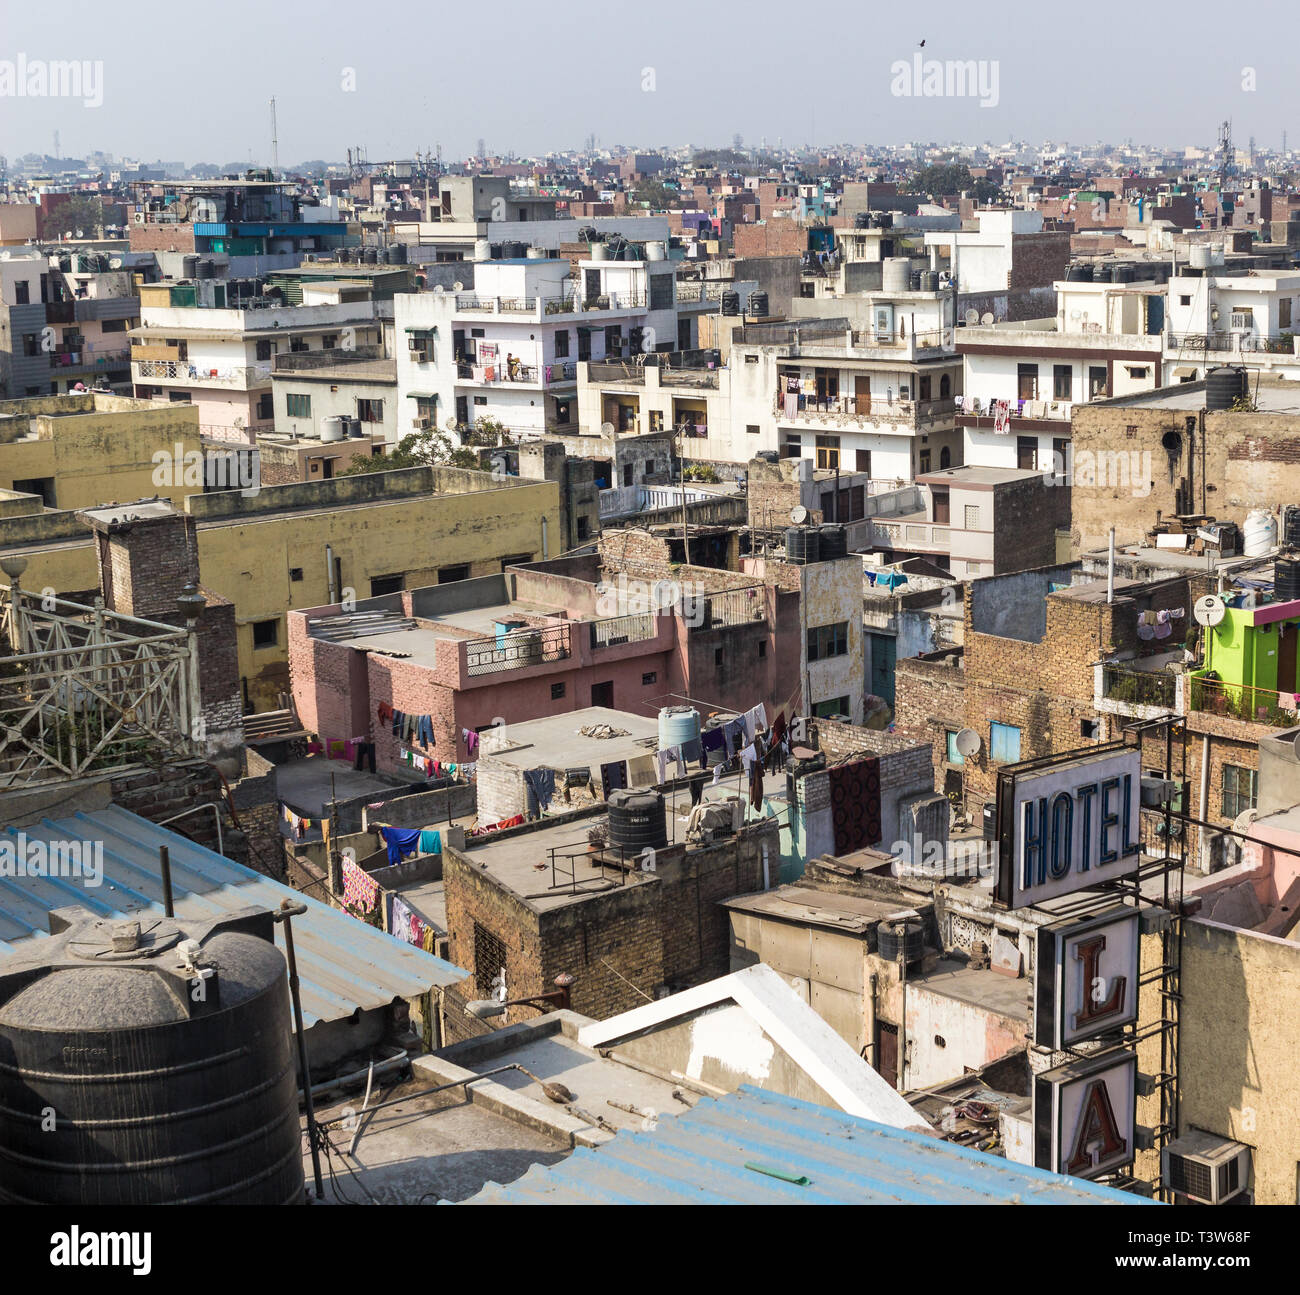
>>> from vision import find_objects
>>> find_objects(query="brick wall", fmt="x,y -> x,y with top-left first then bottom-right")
1009,232 -> 1070,290
129,223 -> 197,254
732,222 -> 803,259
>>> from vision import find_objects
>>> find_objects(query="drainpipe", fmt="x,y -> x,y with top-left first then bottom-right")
541,516 -> 549,560
1197,734 -> 1211,871
760,838 -> 771,891
325,543 -> 337,604
1107,527 -> 1116,604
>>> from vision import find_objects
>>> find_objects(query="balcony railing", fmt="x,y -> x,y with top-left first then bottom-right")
775,395 -> 957,427
1167,332 -> 1298,355
849,327 -> 950,352
1189,673 -> 1300,728
687,585 -> 766,631
464,623 -> 571,677
455,360 -> 575,386
0,585 -> 197,789
1102,665 -> 1177,710
589,611 -> 660,650
134,358 -> 272,387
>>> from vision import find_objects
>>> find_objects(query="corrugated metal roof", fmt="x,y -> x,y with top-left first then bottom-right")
463,1086 -> 1155,1205
0,805 -> 467,1027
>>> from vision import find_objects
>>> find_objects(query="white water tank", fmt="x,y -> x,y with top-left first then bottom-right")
1189,244 -> 1212,269
882,257 -> 911,294
319,416 -> 346,443
1242,509 -> 1277,557
525,246 -> 547,259
473,239 -> 492,263
646,241 -> 667,261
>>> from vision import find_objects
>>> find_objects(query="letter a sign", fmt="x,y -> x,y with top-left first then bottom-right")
1033,1050 -> 1136,1180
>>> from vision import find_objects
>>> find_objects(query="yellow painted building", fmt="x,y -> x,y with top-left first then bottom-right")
0,465 -> 563,712
0,394 -> 201,512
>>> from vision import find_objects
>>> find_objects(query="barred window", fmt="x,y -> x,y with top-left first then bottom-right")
473,922 -> 508,997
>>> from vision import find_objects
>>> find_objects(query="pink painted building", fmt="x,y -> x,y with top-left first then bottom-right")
288,557 -> 798,776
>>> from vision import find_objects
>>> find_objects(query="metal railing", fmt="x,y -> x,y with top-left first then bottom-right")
688,585 -> 766,631
1167,331 -> 1297,355
849,327 -> 950,351
589,611 -> 660,650
464,623 -> 571,677
775,395 -> 957,425
134,358 -> 272,387
0,585 -> 197,789
1189,674 -> 1300,728
1102,665 -> 1178,709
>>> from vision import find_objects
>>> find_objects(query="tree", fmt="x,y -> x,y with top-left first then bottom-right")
904,162 -> 976,199
337,417 -> 512,476
44,195 -> 106,240
631,180 -> 678,210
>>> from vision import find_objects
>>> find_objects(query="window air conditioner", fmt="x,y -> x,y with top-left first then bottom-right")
1162,1131 -> 1251,1204
1229,312 -> 1254,332
412,416 -> 431,430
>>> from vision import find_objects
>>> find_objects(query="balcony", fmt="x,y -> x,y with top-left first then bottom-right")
589,611 -> 662,650
1096,662 -> 1178,719
688,585 -> 766,631
870,518 -> 950,552
1189,672 -> 1300,728
455,360 -> 576,387
463,623 -> 572,678
775,395 -> 957,430
132,358 -> 272,389
1166,332 -> 1299,355
51,343 -> 132,371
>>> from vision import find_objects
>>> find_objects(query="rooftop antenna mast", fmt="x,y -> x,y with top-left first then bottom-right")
270,98 -> 280,177
1217,119 -> 1233,192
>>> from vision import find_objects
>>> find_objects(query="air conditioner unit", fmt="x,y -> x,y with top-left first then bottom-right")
1162,1132 -> 1251,1204
412,416 -> 431,430
1229,312 -> 1254,332
133,212 -> 146,225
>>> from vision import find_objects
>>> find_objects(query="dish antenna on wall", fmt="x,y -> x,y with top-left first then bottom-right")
964,308 -> 979,326
1194,593 -> 1226,627
954,728 -> 982,757
981,311 -> 994,326
790,505 -> 809,525
452,281 -> 464,292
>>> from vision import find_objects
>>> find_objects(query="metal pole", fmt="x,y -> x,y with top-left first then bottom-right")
277,900 -> 324,1201
158,846 -> 174,918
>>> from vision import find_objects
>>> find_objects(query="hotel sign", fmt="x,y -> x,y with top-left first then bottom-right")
995,746 -> 1143,908
1034,907 -> 1141,1050
1033,1050 -> 1137,1180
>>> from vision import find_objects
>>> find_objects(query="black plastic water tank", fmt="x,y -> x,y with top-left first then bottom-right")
0,910 -> 303,1206
720,290 -> 740,316
749,291 -> 769,317
1206,366 -> 1248,411
607,790 -> 668,851
785,526 -> 820,564
1283,505 -> 1300,548
877,920 -> 925,965
819,524 -> 848,560
1275,554 -> 1300,602
1066,264 -> 1094,281
854,212 -> 871,229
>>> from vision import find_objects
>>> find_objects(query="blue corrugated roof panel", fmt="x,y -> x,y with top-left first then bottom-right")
0,805 -> 467,1027
464,1086 -> 1155,1205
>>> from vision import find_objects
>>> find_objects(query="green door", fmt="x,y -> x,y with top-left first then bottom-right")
869,633 -> 896,706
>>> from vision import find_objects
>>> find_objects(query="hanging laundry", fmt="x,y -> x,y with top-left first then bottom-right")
377,702 -> 393,725
742,703 -> 768,740
390,894 -> 414,943
723,719 -> 745,758
307,741 -> 323,756
701,728 -> 726,758
462,728 -> 480,755
417,715 -> 436,747
739,741 -> 759,773
600,760 -> 628,799
681,736 -> 703,768
378,826 -> 422,866
523,768 -> 557,813
749,761 -> 764,810
711,764 -> 725,785
419,829 -> 442,855
342,858 -> 379,914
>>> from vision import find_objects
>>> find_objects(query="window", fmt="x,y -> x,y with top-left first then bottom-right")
289,568 -> 304,582
14,280 -> 29,304
919,448 -> 931,473
989,721 -> 1021,763
758,641 -> 767,658
964,504 -> 981,529
591,680 -> 614,707
102,317 -> 128,333
554,330 -> 569,358
1080,718 -> 1101,738
1017,363 -> 1039,401
745,354 -> 759,365
815,435 -> 840,470
1053,365 -> 1072,400
1088,366 -> 1108,398
856,448 -> 871,474
438,564 -> 470,583
604,325 -> 622,355
1221,764 -> 1258,820
806,621 -> 849,661
649,273 -> 673,311
1126,366 -> 1149,379
642,671 -> 657,685
553,398 -> 572,425
648,410 -> 664,432
1281,298 -> 1293,329
474,396 -> 487,406
21,334 -> 40,357
472,922 -> 508,995
813,696 -> 850,718
714,647 -> 724,667
551,682 -> 566,700
369,574 -> 404,597
290,336 -> 309,353
746,424 -> 760,435
576,516 -> 590,540
1016,436 -> 1037,470
1179,294 -> 1192,306
939,446 -> 951,469
322,334 -> 338,349
357,398 -> 384,423
252,619 -> 279,649
286,393 -> 311,418
945,731 -> 965,766
255,339 -> 276,361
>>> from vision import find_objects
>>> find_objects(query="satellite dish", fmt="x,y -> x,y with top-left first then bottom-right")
432,284 -> 445,294
964,308 -> 979,326
1194,594 -> 1226,627
790,505 -> 809,525
1070,309 -> 1082,321
981,311 -> 994,326
955,728 -> 981,757
1293,731 -> 1300,762
452,281 -> 464,292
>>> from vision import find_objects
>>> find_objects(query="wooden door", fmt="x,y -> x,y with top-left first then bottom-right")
874,1021 -> 899,1089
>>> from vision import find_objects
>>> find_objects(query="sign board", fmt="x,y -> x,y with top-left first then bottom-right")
1033,1049 -> 1137,1180
996,746 -> 1142,908
1034,907 -> 1141,1050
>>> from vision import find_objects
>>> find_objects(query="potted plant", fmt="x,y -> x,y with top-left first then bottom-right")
587,825 -> 607,854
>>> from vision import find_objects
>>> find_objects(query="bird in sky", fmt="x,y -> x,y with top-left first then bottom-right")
919,39 -> 926,47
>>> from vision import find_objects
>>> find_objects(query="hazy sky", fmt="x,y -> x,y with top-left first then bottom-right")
2,0 -> 1296,164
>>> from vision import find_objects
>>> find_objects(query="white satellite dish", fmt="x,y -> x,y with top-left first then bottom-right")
432,284 -> 445,294
954,727 -> 982,757
452,281 -> 464,292
964,308 -> 979,326
1070,309 -> 1082,321
790,505 -> 809,525
1194,594 -> 1226,627
981,311 -> 994,326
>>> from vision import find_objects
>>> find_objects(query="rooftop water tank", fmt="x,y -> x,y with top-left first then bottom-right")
819,524 -> 848,559
658,705 -> 700,751
195,258 -> 215,280
646,241 -> 667,261
749,290 -> 769,317
1274,553 -> 1300,602
1189,244 -> 1213,269
607,790 -> 668,851
319,416 -> 346,442
1243,508 -> 1277,557
181,254 -> 200,279
703,713 -> 741,767
785,526 -> 821,565
877,919 -> 925,966
1206,366 -> 1247,411
473,239 -> 492,263
0,910 -> 303,1205
526,246 -> 547,259
882,257 -> 911,294
923,270 -> 941,292
720,290 -> 741,316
